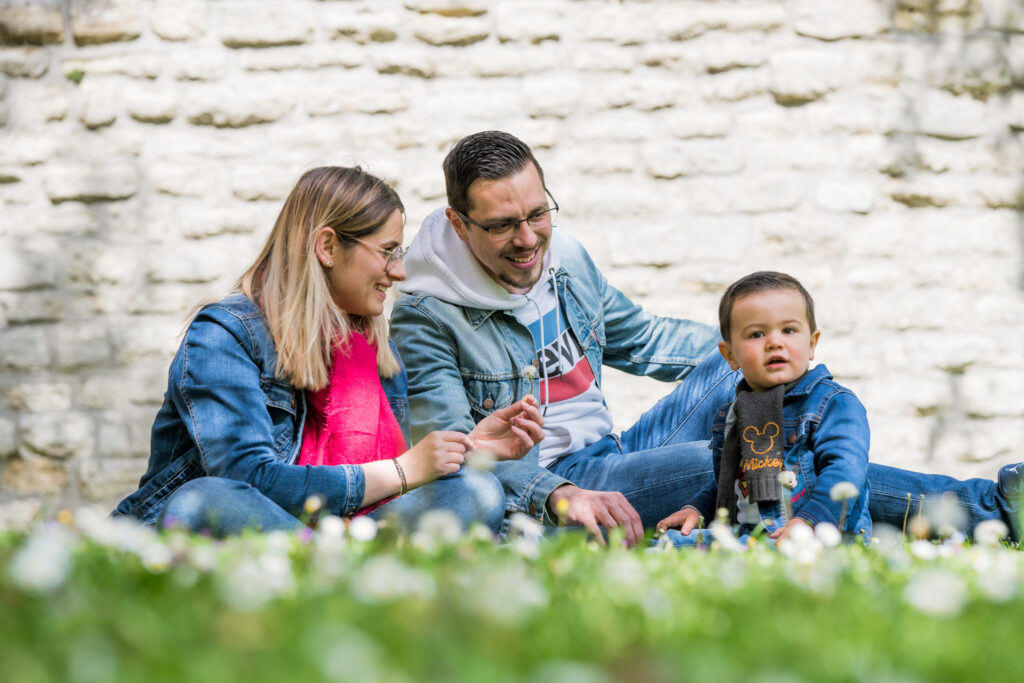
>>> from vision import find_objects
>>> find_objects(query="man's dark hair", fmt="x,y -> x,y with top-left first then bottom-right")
442,131 -> 546,215
718,271 -> 817,341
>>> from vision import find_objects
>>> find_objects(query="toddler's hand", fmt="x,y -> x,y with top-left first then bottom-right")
656,507 -> 702,535
769,517 -> 812,540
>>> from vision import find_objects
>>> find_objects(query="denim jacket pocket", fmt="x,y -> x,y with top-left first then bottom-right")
262,377 -> 299,460
464,377 -> 516,419
126,456 -> 205,525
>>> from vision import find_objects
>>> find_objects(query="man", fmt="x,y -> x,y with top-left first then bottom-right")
391,130 -> 1021,543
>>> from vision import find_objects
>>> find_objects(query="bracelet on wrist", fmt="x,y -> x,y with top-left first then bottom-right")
392,457 -> 408,496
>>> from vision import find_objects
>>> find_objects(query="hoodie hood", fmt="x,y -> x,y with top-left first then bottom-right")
400,207 -> 559,311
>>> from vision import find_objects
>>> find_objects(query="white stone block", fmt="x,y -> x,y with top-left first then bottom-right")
494,2 -> 561,43
985,0 -> 1024,30
977,177 -> 1024,209
184,84 -> 294,127
579,5 -> 653,45
6,382 -> 71,412
151,0 -> 207,41
22,82 -> 68,124
62,53 -> 163,79
0,416 -> 17,456
641,139 -> 745,179
0,291 -> 62,324
0,47 -> 50,78
305,81 -> 410,117
44,162 -> 139,203
700,35 -> 768,73
814,180 -> 876,214
81,456 -> 148,500
962,370 -> 1024,418
1007,91 -> 1024,130
124,84 -> 177,123
145,240 -> 230,283
148,162 -> 217,198
19,412 -> 94,460
56,322 -> 113,370
69,0 -> 142,46
930,418 -> 1019,465
77,80 -> 119,129
770,50 -> 846,105
231,165 -> 298,201
665,110 -> 731,139
112,317 -> 180,364
325,9 -> 400,44
793,0 -> 889,40
914,90 -> 991,139
178,205 -> 263,238
0,326 -> 50,372
885,175 -> 971,208
79,368 -> 169,410
0,247 -> 56,290
95,414 -> 131,459
404,0 -> 488,16
68,244 -> 140,286
241,44 -> 364,72
570,45 -> 634,73
220,2 -> 313,47
524,77 -> 583,118
0,500 -> 42,532
700,67 -> 770,102
172,50 -> 227,81
0,0 -> 64,44
466,46 -> 558,78
413,14 -> 489,46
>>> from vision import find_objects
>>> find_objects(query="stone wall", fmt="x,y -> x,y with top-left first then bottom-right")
1,0 -> 1022,529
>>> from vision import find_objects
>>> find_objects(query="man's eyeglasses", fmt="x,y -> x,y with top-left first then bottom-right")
456,189 -> 559,239
343,233 -> 407,274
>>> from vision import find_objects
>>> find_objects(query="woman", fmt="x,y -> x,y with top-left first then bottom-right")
113,167 -> 543,536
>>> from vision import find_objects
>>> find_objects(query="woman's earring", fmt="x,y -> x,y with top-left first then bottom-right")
325,261 -> 333,268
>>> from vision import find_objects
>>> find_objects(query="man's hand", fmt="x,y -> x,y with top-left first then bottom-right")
656,507 -> 702,535
468,395 -> 544,461
547,484 -> 643,547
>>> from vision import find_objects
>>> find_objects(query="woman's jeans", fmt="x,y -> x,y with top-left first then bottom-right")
548,352 -> 1022,539
158,467 -> 506,538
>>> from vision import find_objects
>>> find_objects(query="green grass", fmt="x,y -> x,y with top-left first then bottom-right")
1,513 -> 1020,683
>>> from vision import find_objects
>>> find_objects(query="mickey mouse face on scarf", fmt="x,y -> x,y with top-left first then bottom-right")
743,422 -> 780,455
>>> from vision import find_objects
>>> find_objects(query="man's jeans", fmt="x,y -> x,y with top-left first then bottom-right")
158,468 -> 505,537
548,351 -> 1022,539
548,351 -> 738,528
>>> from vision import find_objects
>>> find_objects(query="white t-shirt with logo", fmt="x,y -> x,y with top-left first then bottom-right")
514,279 -> 614,468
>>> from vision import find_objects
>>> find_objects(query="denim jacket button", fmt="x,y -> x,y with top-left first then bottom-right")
718,411 -> 725,417
483,397 -> 494,410
788,433 -> 798,444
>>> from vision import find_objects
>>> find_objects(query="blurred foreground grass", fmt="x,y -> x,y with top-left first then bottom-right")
0,510 -> 1020,683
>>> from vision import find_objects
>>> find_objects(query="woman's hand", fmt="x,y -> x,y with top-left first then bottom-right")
657,507 -> 702,535
397,431 -> 476,489
468,395 -> 544,461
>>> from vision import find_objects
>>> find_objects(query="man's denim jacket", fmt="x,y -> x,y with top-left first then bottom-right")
390,229 -> 719,526
113,293 -> 410,525
687,364 -> 872,537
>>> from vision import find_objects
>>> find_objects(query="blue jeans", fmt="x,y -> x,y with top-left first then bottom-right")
548,351 -> 739,528
866,462 -> 1022,539
158,468 -> 506,537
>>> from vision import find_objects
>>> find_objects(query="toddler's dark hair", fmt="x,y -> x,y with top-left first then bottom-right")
718,271 -> 816,341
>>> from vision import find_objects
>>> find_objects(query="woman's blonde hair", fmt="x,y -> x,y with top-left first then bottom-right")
238,166 -> 404,389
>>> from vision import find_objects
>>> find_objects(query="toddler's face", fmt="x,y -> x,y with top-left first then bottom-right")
719,288 -> 820,392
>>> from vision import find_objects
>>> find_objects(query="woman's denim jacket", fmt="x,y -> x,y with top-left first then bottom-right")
686,364 -> 872,537
390,229 -> 719,525
113,293 -> 410,525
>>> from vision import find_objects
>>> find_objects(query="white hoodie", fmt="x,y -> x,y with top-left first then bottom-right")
401,209 -> 614,467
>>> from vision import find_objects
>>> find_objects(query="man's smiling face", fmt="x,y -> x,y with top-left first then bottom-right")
446,163 -> 552,294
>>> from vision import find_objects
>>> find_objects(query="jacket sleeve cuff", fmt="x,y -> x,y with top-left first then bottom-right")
794,497 -> 838,528
309,464 -> 366,518
689,490 -> 717,523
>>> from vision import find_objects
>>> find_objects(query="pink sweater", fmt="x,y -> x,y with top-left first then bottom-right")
297,332 -> 407,515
